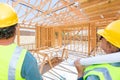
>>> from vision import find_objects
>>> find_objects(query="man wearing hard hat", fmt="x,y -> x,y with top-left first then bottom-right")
75,20 -> 120,80
0,3 -> 42,80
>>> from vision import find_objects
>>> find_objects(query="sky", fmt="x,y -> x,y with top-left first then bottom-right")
0,0 -> 60,24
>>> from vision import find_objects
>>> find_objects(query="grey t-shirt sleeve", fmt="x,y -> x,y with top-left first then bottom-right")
21,51 -> 43,80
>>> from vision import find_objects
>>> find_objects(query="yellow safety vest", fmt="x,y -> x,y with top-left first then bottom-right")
83,63 -> 120,80
0,43 -> 27,80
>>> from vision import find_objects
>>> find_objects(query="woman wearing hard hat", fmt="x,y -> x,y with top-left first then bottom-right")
0,3 -> 42,80
75,20 -> 120,80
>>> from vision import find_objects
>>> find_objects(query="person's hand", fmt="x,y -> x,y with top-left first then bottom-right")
74,58 -> 85,78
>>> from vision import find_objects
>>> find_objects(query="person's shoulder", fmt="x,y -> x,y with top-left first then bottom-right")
22,51 -> 37,70
25,51 -> 37,62
21,51 -> 43,80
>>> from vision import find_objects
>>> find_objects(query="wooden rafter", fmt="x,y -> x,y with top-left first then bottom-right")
5,0 -> 120,27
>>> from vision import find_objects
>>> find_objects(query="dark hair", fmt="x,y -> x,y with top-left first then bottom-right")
0,24 -> 17,39
99,36 -> 103,40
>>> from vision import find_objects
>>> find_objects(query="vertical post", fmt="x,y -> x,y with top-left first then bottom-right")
88,23 -> 91,56
16,24 -> 20,46
90,23 -> 97,56
46,28 -> 48,47
51,27 -> 55,47
36,25 -> 40,49
58,29 -> 62,47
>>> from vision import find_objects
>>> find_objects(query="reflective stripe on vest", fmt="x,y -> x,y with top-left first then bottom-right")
84,68 -> 112,80
8,46 -> 22,80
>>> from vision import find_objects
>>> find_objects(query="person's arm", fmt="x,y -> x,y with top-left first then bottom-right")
70,52 -> 120,66
21,51 -> 43,80
80,52 -> 120,66
74,59 -> 85,78
74,59 -> 100,80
